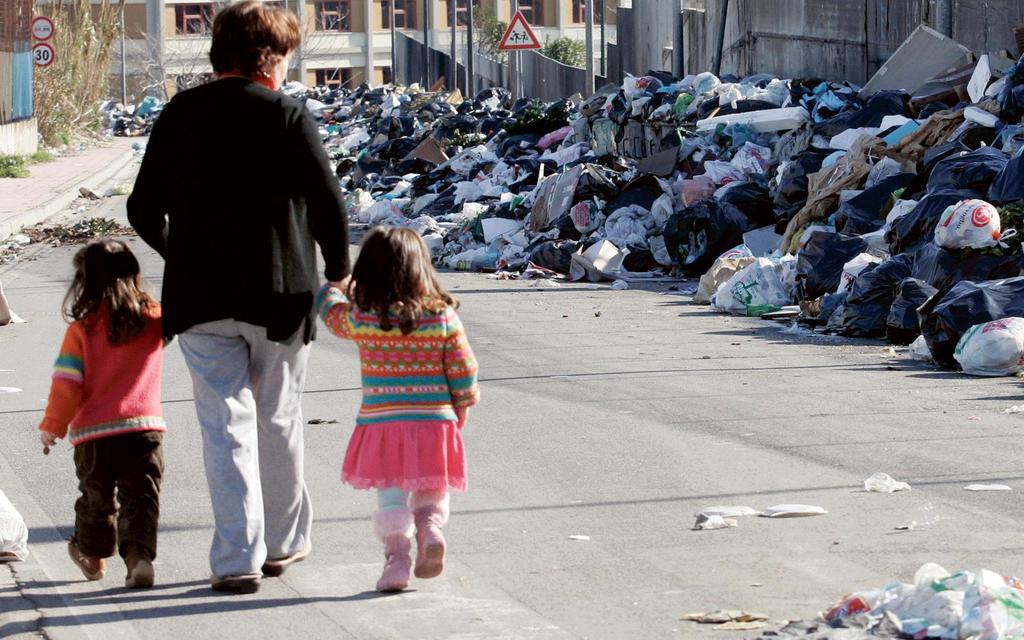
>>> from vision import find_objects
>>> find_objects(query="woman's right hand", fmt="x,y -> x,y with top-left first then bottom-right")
328,275 -> 352,292
455,407 -> 469,430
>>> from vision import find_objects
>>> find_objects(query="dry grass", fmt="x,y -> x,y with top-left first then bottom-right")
33,0 -> 126,146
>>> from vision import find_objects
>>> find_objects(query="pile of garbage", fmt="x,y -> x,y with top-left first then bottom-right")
817,563 -> 1024,639
294,23 -> 1024,376
103,96 -> 165,137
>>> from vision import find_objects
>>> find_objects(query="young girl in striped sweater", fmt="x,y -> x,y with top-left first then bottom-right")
39,239 -> 165,589
316,227 -> 479,593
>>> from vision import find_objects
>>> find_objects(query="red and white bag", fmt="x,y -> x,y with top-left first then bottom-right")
934,199 -> 1002,249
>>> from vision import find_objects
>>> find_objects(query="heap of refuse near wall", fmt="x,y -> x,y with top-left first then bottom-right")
286,27 -> 1024,378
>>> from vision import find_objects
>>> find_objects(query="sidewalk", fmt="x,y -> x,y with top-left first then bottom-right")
0,137 -> 140,242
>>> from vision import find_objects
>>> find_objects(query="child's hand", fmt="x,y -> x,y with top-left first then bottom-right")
40,432 -> 57,454
455,407 -> 469,430
328,275 -> 352,292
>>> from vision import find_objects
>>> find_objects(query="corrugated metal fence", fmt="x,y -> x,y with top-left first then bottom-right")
395,32 -> 605,102
0,0 -> 33,124
613,0 -> 1024,87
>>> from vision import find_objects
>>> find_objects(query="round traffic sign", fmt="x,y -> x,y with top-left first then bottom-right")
33,43 -> 55,67
31,16 -> 54,42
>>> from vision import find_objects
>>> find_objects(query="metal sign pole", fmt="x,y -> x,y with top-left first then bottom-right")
466,0 -> 474,97
449,0 -> 457,90
423,0 -> 430,87
120,4 -> 128,105
391,0 -> 397,84
584,0 -> 594,96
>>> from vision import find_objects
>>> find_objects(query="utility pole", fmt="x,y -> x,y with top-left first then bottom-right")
423,0 -> 431,87
936,0 -> 953,37
390,0 -> 397,84
466,0 -> 474,97
599,0 -> 605,77
449,0 -> 457,91
120,3 -> 128,105
712,0 -> 728,77
584,0 -> 594,96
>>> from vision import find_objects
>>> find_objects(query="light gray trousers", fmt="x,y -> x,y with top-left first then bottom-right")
179,320 -> 313,578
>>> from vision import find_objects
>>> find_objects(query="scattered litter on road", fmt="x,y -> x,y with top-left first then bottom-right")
568,535 -> 591,541
695,506 -> 759,518
1005,405 -> 1024,414
307,418 -> 340,425
682,611 -> 769,631
964,484 -> 1013,491
864,472 -> 912,493
0,490 -> 29,562
762,504 -> 828,518
693,514 -> 738,530
0,387 -> 22,394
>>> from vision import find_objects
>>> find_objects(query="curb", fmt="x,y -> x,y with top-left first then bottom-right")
0,147 -> 138,244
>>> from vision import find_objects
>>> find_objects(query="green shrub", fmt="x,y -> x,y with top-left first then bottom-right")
540,36 -> 586,68
0,156 -> 29,179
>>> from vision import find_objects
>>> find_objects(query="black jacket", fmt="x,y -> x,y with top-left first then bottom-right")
127,77 -> 350,342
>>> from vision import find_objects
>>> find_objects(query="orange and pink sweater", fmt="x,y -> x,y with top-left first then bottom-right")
39,306 -> 166,446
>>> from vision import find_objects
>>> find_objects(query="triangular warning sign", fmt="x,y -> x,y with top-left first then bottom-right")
498,11 -> 542,51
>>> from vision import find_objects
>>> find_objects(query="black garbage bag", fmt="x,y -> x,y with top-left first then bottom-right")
886,278 -> 938,345
499,134 -> 543,157
663,200 -> 753,275
529,240 -> 579,274
814,90 -> 911,138
926,146 -> 1008,195
606,174 -> 663,213
773,148 -> 832,211
998,53 -> 1024,123
987,146 -> 1024,204
910,242 -> 1024,290
919,276 -> 1024,368
886,189 -> 979,255
840,254 -> 914,337
834,173 -> 916,235
607,92 -> 631,125
918,102 -> 948,119
717,182 -> 774,228
575,165 -> 619,201
623,248 -> 661,272
377,115 -> 417,138
794,232 -> 867,301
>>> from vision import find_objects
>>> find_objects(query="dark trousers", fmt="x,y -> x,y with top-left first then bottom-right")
73,431 -> 164,560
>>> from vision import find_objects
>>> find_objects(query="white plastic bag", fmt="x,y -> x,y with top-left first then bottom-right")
838,253 -> 883,293
954,317 -> 1024,377
0,490 -> 28,561
934,199 -> 1002,250
710,258 -> 789,316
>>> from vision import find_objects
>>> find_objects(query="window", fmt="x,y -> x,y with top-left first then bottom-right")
315,1 -> 352,32
381,66 -> 393,84
571,0 -> 584,24
382,0 -> 414,29
315,67 -> 353,88
445,0 -> 481,28
174,4 -> 215,36
518,0 -> 543,26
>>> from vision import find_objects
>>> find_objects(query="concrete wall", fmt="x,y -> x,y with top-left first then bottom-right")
0,118 -> 38,156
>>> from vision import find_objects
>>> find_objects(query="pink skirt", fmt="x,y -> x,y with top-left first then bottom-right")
342,420 -> 468,492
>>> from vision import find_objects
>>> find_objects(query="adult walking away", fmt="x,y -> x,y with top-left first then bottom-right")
127,0 -> 350,594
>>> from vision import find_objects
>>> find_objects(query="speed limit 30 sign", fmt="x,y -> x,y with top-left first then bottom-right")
33,43 -> 55,67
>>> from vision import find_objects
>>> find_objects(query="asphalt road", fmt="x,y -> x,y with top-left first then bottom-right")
2,192 -> 1024,639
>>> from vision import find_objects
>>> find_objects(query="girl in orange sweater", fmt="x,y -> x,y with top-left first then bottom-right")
39,239 -> 166,588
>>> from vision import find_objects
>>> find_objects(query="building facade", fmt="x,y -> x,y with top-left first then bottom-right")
111,0 -> 614,96
0,0 -> 36,155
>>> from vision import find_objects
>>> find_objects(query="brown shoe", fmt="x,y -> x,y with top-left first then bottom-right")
67,540 -> 105,581
261,544 -> 311,578
210,573 -> 261,594
125,550 -> 155,589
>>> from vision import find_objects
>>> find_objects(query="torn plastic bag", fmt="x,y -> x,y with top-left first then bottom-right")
794,232 -> 868,301
987,146 -> 1024,204
919,276 -> 1024,368
887,190 -> 980,255
710,258 -> 789,316
679,175 -> 716,206
934,199 -> 1002,250
926,146 -> 1008,195
834,173 -> 916,235
606,174 -> 664,213
954,317 -> 1024,376
998,53 -> 1024,123
887,278 -> 938,345
910,242 -> 1024,291
838,253 -> 883,293
813,90 -> 911,138
841,254 -> 914,337
604,206 -> 654,249
695,255 -> 757,304
529,240 -> 580,274
663,200 -> 754,276
716,181 -> 774,228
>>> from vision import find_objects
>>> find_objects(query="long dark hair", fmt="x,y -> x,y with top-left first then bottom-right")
63,240 -> 154,344
350,227 -> 457,335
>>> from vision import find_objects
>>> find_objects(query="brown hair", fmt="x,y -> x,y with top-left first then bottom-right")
64,240 -> 155,344
209,0 -> 301,78
349,227 -> 457,335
